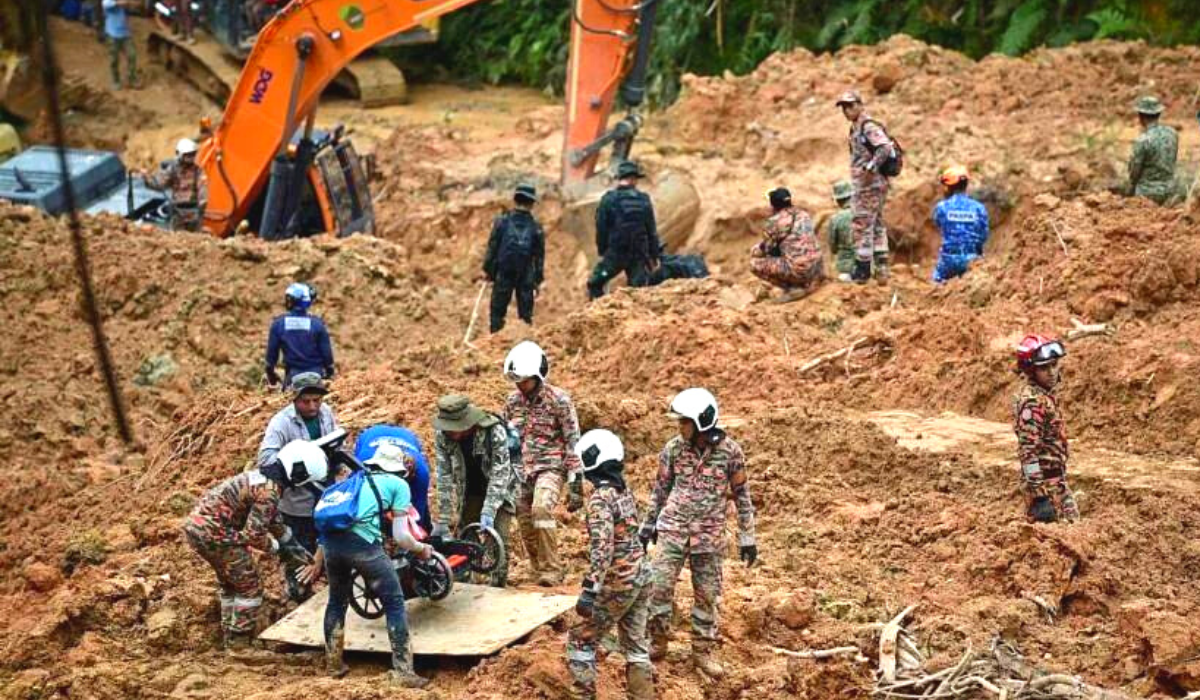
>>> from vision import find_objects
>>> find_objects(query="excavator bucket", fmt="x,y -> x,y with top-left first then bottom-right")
561,170 -> 702,265
259,583 -> 575,656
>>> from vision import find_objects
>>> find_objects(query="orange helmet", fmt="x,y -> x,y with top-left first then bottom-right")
939,165 -> 969,187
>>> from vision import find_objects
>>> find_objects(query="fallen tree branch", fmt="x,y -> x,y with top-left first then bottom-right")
1066,317 -> 1113,341
878,604 -> 919,684
772,645 -> 864,661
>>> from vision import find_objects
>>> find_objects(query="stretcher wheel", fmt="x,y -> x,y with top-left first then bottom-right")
348,569 -> 385,620
460,523 -> 506,575
413,551 -> 454,601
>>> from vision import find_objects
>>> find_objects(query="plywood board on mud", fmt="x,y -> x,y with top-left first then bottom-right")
259,583 -> 575,656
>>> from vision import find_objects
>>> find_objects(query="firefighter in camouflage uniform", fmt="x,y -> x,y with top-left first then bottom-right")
750,186 -> 824,299
182,440 -> 326,647
588,161 -> 664,300
144,138 -> 208,232
566,429 -> 655,700
503,341 -> 584,586
640,388 -> 757,679
1012,334 -> 1079,524
837,90 -> 897,283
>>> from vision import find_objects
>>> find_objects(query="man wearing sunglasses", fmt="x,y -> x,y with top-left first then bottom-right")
1012,335 -> 1079,524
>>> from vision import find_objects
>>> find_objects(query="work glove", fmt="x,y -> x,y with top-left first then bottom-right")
430,523 -> 450,540
638,524 -> 656,549
567,480 -> 585,513
739,544 -> 758,567
479,514 -> 495,531
575,588 -> 596,619
265,366 -> 280,387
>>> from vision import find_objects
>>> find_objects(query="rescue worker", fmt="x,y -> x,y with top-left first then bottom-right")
1012,334 -> 1079,524
354,424 -> 433,533
431,394 -> 519,587
1127,96 -> 1179,205
144,138 -> 207,231
101,0 -> 138,89
588,161 -> 663,300
640,388 -> 756,679
931,165 -> 990,284
182,439 -> 324,648
264,282 -> 335,388
257,372 -> 339,599
503,340 -> 583,586
826,180 -> 855,282
566,429 -> 654,700
299,442 -> 433,688
836,90 -> 897,283
750,187 -> 824,300
483,183 -> 546,333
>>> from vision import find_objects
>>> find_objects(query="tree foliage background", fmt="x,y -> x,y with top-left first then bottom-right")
400,0 -> 1200,104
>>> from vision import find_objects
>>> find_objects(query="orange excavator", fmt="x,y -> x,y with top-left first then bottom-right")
197,0 -> 698,243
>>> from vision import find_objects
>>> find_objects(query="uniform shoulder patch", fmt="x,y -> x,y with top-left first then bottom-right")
247,471 -> 268,486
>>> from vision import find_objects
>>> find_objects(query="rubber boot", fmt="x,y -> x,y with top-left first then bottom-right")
388,624 -> 429,688
850,259 -> 872,284
627,663 -> 656,700
691,643 -> 724,679
534,521 -> 563,586
648,620 -> 670,662
325,623 -> 349,678
873,251 -> 890,283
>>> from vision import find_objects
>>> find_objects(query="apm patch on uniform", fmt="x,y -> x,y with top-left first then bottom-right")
285,317 -> 313,332
1021,408 -> 1034,422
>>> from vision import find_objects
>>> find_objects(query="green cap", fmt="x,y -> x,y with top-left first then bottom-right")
433,394 -> 489,432
832,180 -> 853,200
1135,96 -> 1164,116
290,371 -> 328,397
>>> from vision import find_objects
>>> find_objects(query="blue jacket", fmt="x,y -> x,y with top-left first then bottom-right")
265,310 -> 334,379
354,425 -> 432,532
933,193 -> 989,255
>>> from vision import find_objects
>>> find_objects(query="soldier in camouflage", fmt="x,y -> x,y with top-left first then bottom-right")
826,180 -> 855,282
837,90 -> 896,283
750,187 -> 825,300
640,388 -> 756,679
503,341 -> 583,586
566,430 -> 654,700
431,393 -> 518,586
144,138 -> 208,231
182,440 -> 324,647
1127,96 -> 1179,205
1012,335 -> 1079,524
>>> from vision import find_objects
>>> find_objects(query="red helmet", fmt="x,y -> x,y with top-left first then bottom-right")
1016,334 -> 1066,373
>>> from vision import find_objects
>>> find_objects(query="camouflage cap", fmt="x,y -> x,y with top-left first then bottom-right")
290,371 -> 328,397
433,393 -> 488,432
832,179 -> 853,200
616,160 -> 644,179
1134,95 -> 1164,115
835,89 -> 863,106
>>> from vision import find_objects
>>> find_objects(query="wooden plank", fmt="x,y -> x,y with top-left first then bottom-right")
259,583 -> 575,656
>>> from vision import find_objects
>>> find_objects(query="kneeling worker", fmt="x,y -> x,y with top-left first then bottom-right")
932,165 -> 989,284
750,187 -> 824,300
567,429 -> 654,700
431,394 -> 519,586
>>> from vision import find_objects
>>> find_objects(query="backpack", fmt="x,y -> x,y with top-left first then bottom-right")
496,213 -> 538,275
484,413 -> 523,469
313,468 -> 386,535
611,191 -> 654,260
650,254 -> 709,285
860,119 -> 905,177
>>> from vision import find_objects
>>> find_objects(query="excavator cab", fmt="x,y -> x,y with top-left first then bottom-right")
308,134 -> 373,237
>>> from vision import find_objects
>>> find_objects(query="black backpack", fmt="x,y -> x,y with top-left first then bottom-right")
650,254 -> 710,285
859,119 -> 905,177
496,213 -> 538,274
612,191 -> 654,259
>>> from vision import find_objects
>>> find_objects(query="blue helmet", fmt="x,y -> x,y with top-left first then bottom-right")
285,282 -> 315,310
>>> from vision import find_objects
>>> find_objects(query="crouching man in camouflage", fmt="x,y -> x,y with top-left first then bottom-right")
567,429 -> 654,700
182,440 -> 327,648
640,388 -> 757,679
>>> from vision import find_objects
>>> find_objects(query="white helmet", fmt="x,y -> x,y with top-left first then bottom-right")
275,439 -> 330,486
176,138 -> 198,156
504,340 -> 548,382
364,442 -> 411,476
668,388 -> 719,432
576,429 -> 625,472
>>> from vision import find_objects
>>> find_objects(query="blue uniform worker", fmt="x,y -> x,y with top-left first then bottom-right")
354,425 -> 432,533
265,283 -> 335,387
932,166 -> 989,284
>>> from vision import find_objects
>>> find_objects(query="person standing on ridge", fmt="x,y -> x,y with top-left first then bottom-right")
483,183 -> 545,333
265,283 -> 335,389
836,90 -> 899,283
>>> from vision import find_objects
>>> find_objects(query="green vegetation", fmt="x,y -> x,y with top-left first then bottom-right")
402,0 -> 1200,105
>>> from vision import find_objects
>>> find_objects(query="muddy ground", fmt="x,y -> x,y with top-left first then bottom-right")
2,18 -> 1200,700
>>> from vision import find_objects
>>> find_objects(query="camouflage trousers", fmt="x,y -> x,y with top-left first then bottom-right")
750,255 -> 824,292
517,469 -> 565,577
184,528 -> 262,635
567,583 -> 653,699
1023,475 -> 1080,523
648,537 -> 723,644
851,177 -> 890,265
